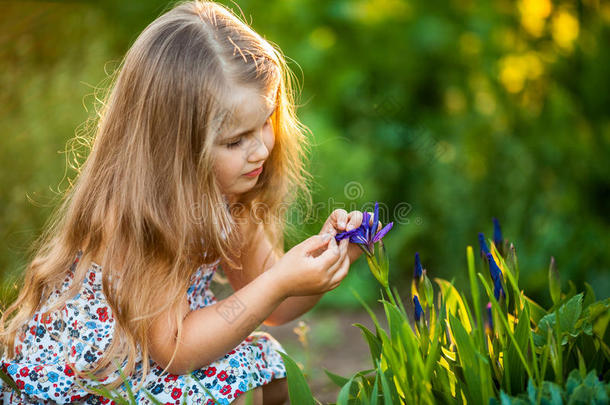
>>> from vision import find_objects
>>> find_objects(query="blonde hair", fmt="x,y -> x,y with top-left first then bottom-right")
0,0 -> 312,390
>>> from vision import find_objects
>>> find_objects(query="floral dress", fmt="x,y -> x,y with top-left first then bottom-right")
0,251 -> 287,404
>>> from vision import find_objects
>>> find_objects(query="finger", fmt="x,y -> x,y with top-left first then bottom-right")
339,238 -> 349,255
332,209 -> 349,230
303,233 -> 332,255
365,211 -> 383,231
316,236 -> 341,268
345,211 -> 363,231
329,254 -> 351,286
328,240 -> 349,273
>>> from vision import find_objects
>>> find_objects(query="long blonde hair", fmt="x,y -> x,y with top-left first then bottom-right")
0,0 -> 312,389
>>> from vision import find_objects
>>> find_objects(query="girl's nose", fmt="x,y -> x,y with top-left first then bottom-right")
249,132 -> 270,162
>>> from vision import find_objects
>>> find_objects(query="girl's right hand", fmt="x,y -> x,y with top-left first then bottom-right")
270,233 -> 350,297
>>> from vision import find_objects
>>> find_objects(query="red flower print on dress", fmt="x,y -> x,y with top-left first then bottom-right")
0,256 -> 288,404
64,364 -> 74,376
40,313 -> 53,324
171,388 -> 182,400
97,307 -> 109,322
164,374 -> 178,382
19,367 -> 29,377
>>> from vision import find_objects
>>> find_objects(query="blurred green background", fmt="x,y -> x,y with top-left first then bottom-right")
1,0 -> 609,312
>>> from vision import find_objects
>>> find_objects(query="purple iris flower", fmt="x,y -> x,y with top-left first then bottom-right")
493,218 -> 503,249
414,252 -> 423,279
486,253 -> 505,300
413,295 -> 424,322
486,302 -> 494,334
493,275 -> 505,301
478,232 -> 490,258
335,202 -> 394,256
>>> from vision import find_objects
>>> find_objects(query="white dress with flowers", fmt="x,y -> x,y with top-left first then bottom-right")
0,251 -> 287,404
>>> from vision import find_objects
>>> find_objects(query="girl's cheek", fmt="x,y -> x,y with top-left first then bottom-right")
263,127 -> 275,152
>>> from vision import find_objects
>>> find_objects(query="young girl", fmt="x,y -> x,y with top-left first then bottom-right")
0,1 -> 371,404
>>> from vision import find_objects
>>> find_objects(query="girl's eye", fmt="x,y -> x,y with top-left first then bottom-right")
226,138 -> 242,148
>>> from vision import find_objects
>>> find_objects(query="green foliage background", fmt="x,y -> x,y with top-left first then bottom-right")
1,0 -> 609,310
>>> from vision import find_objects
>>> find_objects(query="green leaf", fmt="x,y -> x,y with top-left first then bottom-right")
524,295 -> 547,324
448,313 -> 493,404
557,293 -> 583,334
324,369 -> 350,388
377,362 -> 396,405
354,323 -> 383,367
336,375 -> 356,405
467,246 -> 485,348
277,351 -> 316,405
0,369 -> 21,396
504,303 -> 530,395
583,282 -> 596,309
549,256 -> 561,305
435,278 -> 473,333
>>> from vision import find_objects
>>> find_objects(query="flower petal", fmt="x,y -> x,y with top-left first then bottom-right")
335,228 -> 360,241
361,212 -> 370,238
413,295 -> 424,322
493,217 -> 503,248
478,232 -> 490,257
371,202 -> 380,241
414,252 -> 423,278
372,222 -> 393,243
487,253 -> 502,282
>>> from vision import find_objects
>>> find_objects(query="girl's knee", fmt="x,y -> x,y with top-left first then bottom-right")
263,377 -> 288,405
232,385 -> 263,405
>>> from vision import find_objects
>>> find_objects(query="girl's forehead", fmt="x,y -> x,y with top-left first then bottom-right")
223,86 -> 277,132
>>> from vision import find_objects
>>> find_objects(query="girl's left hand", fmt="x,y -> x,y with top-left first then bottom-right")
317,209 -> 381,264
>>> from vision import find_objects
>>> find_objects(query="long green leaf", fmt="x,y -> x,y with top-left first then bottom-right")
478,273 -> 534,380
448,313 -> 494,404
435,278 -> 473,333
504,303 -> 531,395
0,369 -> 21,396
277,351 -> 316,405
354,323 -> 383,367
467,246 -> 485,349
336,375 -> 356,405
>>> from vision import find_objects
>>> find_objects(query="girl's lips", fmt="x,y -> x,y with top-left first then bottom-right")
244,166 -> 263,177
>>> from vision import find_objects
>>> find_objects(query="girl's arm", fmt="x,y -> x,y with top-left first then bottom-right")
222,221 -> 324,326
149,268 -> 287,375
149,232 -> 347,375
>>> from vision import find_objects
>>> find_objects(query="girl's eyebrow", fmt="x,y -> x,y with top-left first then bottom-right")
222,105 -> 276,142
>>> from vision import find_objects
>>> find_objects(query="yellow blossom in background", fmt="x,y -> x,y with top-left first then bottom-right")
498,52 -> 544,93
552,9 -> 580,52
518,0 -> 552,37
353,0 -> 412,24
309,26 -> 336,50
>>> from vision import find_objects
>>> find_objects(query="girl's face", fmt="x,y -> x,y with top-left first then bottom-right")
212,86 -> 277,201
